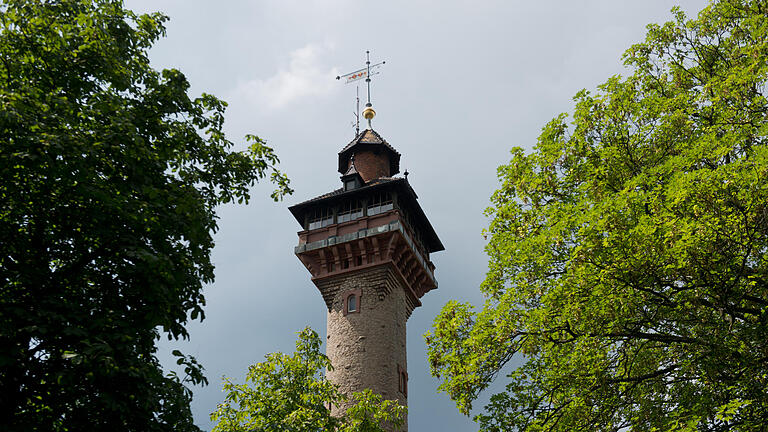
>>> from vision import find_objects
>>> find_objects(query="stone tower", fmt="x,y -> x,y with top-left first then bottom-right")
289,127 -> 443,431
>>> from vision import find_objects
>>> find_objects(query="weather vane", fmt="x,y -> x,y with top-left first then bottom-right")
337,50 -> 385,130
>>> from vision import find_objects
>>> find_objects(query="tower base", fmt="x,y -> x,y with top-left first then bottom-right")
320,264 -> 409,431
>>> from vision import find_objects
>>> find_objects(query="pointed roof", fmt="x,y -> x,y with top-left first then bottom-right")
343,155 -> 359,176
338,128 -> 401,175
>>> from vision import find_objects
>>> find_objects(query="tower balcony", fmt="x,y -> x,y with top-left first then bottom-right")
295,210 -> 437,312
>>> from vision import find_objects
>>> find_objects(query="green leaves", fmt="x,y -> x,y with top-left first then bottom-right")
210,328 -> 406,432
0,0 -> 290,430
244,134 -> 294,202
427,1 -> 768,430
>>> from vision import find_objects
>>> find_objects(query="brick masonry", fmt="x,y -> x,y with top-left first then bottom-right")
349,150 -> 391,182
318,265 -> 410,432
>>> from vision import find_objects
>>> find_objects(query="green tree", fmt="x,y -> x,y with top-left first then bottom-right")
426,0 -> 768,430
0,0 -> 290,430
211,328 -> 406,432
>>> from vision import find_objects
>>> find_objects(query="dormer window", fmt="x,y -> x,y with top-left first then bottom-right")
341,154 -> 364,190
344,178 -> 361,191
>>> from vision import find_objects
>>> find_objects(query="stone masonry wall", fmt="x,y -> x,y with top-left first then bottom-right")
318,265 -> 409,432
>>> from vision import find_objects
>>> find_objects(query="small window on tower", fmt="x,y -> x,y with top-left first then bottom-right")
398,364 -> 408,397
343,289 -> 362,315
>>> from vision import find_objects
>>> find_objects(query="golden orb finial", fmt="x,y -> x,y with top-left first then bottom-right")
362,104 -> 376,120
362,102 -> 376,129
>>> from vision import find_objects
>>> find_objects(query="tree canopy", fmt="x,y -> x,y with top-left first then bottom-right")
211,328 -> 406,432
0,0 -> 290,430
426,0 -> 768,430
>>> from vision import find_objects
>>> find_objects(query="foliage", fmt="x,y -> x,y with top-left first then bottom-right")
211,328 -> 406,432
344,388 -> 407,432
426,0 -> 768,431
0,0 -> 290,430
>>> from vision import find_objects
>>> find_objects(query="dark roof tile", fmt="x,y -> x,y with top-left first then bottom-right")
338,128 -> 401,175
340,129 -> 395,153
292,176 -> 399,206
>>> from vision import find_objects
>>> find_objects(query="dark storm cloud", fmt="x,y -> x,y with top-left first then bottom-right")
125,1 -> 710,430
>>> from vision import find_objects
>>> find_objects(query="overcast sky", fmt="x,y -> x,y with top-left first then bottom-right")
123,1 -> 710,430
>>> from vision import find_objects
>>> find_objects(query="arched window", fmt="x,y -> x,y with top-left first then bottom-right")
343,289 -> 362,315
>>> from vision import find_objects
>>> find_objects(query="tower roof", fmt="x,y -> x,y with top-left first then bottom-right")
338,129 -> 401,175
